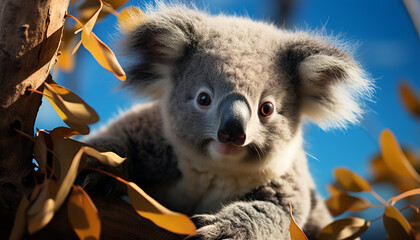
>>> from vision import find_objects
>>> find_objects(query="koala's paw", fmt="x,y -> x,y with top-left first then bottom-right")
187,214 -> 251,240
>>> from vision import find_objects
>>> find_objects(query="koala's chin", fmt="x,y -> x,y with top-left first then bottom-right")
207,140 -> 248,162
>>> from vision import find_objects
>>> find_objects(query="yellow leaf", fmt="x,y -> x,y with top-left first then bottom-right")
44,82 -> 99,124
289,203 -> 308,240
318,217 -> 370,240
27,198 -> 55,234
383,206 -> 415,240
9,196 -> 30,240
326,192 -> 370,216
84,146 -> 126,167
68,186 -> 101,240
127,182 -> 196,235
327,185 -> 341,196
43,82 -> 99,135
57,49 -> 75,72
27,179 -> 56,234
81,29 -> 126,80
379,129 -> 420,183
334,168 -> 371,192
400,82 -> 420,118
54,143 -> 86,211
118,6 -> 147,34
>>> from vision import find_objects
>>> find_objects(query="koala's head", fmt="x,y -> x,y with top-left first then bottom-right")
124,6 -> 372,173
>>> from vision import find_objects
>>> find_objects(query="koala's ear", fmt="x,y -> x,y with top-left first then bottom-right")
284,37 -> 373,129
123,7 -> 199,98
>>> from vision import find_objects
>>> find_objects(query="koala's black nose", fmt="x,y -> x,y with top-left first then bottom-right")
217,94 -> 250,146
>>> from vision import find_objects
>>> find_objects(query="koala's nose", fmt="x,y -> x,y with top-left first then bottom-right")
217,95 -> 250,146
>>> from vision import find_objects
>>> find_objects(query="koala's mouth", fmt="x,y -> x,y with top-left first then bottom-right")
209,139 -> 246,156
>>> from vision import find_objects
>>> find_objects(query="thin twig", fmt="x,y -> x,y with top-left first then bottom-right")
369,189 -> 388,205
86,167 -> 129,185
13,128 -> 35,141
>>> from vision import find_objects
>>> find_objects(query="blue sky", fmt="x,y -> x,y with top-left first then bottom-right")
36,0 -> 419,213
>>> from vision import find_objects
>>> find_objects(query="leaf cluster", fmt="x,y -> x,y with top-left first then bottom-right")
9,1 -> 196,239
289,83 -> 420,240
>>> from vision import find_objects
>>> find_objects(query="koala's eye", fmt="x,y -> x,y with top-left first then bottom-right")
197,92 -> 212,107
259,102 -> 274,117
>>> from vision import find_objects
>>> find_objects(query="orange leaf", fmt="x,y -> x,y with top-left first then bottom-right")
126,182 -> 196,235
57,49 -> 75,72
379,129 -> 420,183
118,6 -> 147,33
334,168 -> 371,192
318,217 -> 370,240
326,192 -> 371,216
47,127 -> 80,141
27,179 -> 56,234
383,206 -> 415,240
289,203 -> 308,240
81,29 -> 126,80
400,82 -> 420,118
54,143 -> 86,211
43,82 -> 99,135
83,146 -> 126,167
68,186 -> 101,240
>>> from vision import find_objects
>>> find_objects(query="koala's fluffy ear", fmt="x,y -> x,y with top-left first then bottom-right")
123,7 -> 200,98
284,37 -> 373,129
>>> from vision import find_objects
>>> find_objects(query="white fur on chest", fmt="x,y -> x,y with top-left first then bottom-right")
162,133 -> 304,215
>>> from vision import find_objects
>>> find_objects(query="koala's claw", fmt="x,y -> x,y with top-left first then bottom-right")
187,214 -> 248,240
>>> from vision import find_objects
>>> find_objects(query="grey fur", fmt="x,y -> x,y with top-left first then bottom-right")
82,5 -> 372,240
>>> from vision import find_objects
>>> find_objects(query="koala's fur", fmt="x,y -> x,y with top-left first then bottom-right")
82,4 -> 372,240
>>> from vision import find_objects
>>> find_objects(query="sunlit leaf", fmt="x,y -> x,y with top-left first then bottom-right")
68,186 -> 101,240
326,192 -> 371,216
54,144 -> 85,211
383,206 -> 415,240
9,196 -> 30,240
400,82 -> 420,118
334,168 -> 371,192
390,188 -> 420,205
79,0 -> 128,24
81,29 -> 126,80
289,203 -> 308,240
318,217 -> 370,240
57,49 -> 75,72
27,179 -> 56,234
43,82 -> 99,135
118,6 -> 147,33
327,185 -> 342,196
379,129 -> 420,183
127,182 -> 196,235
84,146 -> 126,167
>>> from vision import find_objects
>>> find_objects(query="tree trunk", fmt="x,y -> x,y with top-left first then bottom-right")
0,0 -> 69,236
0,1 -> 186,239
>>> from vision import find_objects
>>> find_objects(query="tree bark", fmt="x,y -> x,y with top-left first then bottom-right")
0,1 -> 187,239
0,0 -> 70,236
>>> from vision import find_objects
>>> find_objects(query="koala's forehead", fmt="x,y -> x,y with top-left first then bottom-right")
176,16 -> 288,99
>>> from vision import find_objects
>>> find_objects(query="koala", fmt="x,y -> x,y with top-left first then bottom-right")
81,4 -> 372,240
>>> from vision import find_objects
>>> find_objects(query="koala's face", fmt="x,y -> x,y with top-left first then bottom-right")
125,7 -> 371,170
165,27 -> 300,165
